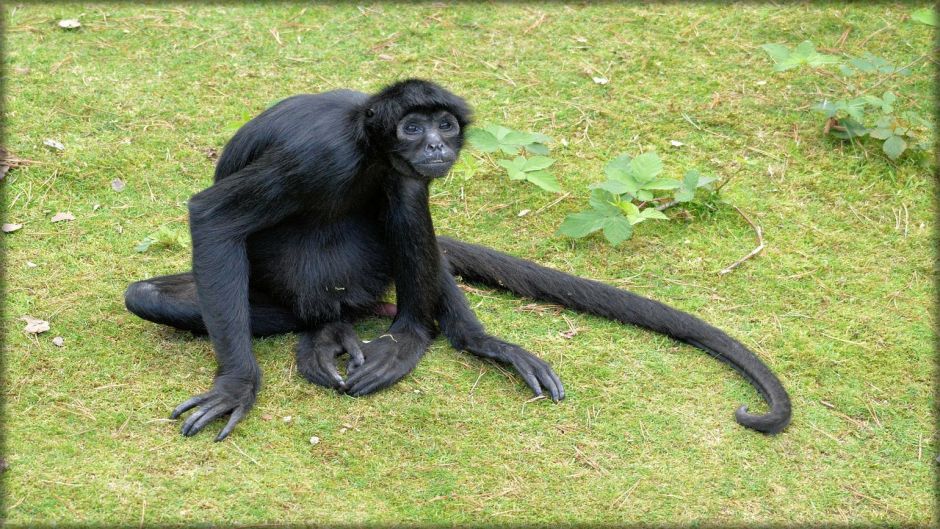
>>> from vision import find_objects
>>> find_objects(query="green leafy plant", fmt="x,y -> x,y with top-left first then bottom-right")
762,40 -> 932,161
466,124 -> 550,155
136,225 -> 190,253
911,7 -> 937,27
496,155 -> 559,192
558,152 -> 715,246
466,124 -> 560,192
760,41 -> 839,71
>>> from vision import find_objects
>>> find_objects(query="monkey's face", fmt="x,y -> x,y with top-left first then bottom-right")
393,110 -> 461,179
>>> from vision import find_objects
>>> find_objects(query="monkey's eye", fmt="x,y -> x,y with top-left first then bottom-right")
404,123 -> 422,135
439,120 -> 453,131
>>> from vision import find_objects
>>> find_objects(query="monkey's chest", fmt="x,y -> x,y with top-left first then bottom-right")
246,215 -> 392,321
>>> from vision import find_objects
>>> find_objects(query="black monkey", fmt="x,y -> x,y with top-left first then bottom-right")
125,79 -> 791,441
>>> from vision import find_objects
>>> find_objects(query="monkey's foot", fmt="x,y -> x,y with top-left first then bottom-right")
171,374 -> 258,441
344,330 -> 429,396
466,336 -> 565,402
297,322 -> 364,391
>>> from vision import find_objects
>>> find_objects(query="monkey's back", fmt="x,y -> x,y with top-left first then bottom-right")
214,89 -> 369,182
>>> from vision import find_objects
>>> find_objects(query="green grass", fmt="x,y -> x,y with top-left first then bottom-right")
2,3 -> 934,526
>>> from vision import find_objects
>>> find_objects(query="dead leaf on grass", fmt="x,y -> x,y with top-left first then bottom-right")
52,336 -> 65,347
58,19 -> 81,29
21,316 -> 50,334
111,178 -> 125,192
2,223 -> 23,233
43,139 -> 65,151
51,211 -> 75,223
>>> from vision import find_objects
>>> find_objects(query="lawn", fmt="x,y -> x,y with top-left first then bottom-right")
2,3 -> 934,526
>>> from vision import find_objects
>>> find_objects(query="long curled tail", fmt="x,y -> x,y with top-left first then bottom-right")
438,236 -> 791,434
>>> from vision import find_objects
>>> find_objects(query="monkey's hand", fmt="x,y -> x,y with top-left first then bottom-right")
297,322 -> 365,391
465,336 -> 565,402
344,331 -> 430,397
171,373 -> 259,441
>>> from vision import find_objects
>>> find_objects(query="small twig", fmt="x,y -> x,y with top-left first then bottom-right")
611,478 -> 642,508
655,199 -> 680,211
718,206 -> 764,275
532,192 -> 571,216
230,440 -> 260,466
468,369 -> 485,402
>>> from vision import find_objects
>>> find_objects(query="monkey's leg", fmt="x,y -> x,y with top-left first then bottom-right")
124,272 -> 302,337
296,321 -> 365,391
436,261 -> 564,402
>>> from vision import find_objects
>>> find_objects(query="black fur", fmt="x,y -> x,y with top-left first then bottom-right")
125,79 -> 791,440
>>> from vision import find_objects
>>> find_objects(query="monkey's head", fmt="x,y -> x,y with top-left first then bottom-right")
364,79 -> 472,180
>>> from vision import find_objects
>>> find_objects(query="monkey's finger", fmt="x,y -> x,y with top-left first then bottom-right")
344,360 -> 380,389
171,394 -> 207,419
518,369 -> 544,398
342,337 -> 365,369
215,407 -> 247,442
346,364 -> 394,396
181,400 -> 220,436
349,371 -> 395,396
184,402 -> 232,437
316,353 -> 345,388
547,369 -> 565,401
534,366 -> 562,402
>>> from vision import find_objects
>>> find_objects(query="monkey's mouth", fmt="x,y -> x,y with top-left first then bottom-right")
414,158 -> 455,177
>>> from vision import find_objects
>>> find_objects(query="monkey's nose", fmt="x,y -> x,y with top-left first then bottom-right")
426,142 -> 445,152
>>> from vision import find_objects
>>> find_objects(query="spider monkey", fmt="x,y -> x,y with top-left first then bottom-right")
124,79 -> 791,441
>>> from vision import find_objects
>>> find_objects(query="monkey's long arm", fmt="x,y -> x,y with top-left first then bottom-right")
438,236 -> 791,434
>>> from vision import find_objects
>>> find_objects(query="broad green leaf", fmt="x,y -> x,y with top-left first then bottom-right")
605,154 -> 632,179
636,189 -> 654,201
674,187 -> 695,202
523,156 -> 555,171
530,132 -> 552,144
524,143 -> 550,155
626,214 -> 645,226
499,144 -> 522,155
793,40 -> 839,68
503,131 -> 538,146
697,175 -> 717,188
765,41 -> 838,71
812,100 -> 837,118
465,128 -> 500,152
558,211 -> 606,238
643,178 -> 682,190
484,124 -> 513,141
639,208 -> 669,220
683,169 -> 701,190
868,127 -> 892,140
526,170 -> 561,192
497,157 -> 527,179
602,216 -> 633,246
882,135 -> 907,160
912,7 -> 937,27
761,44 -> 790,69
629,152 -> 663,182
843,98 -> 867,121
589,189 -> 622,216
617,201 -> 640,217
760,43 -> 791,65
135,237 -> 156,253
830,118 -> 868,140
595,179 -> 636,197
